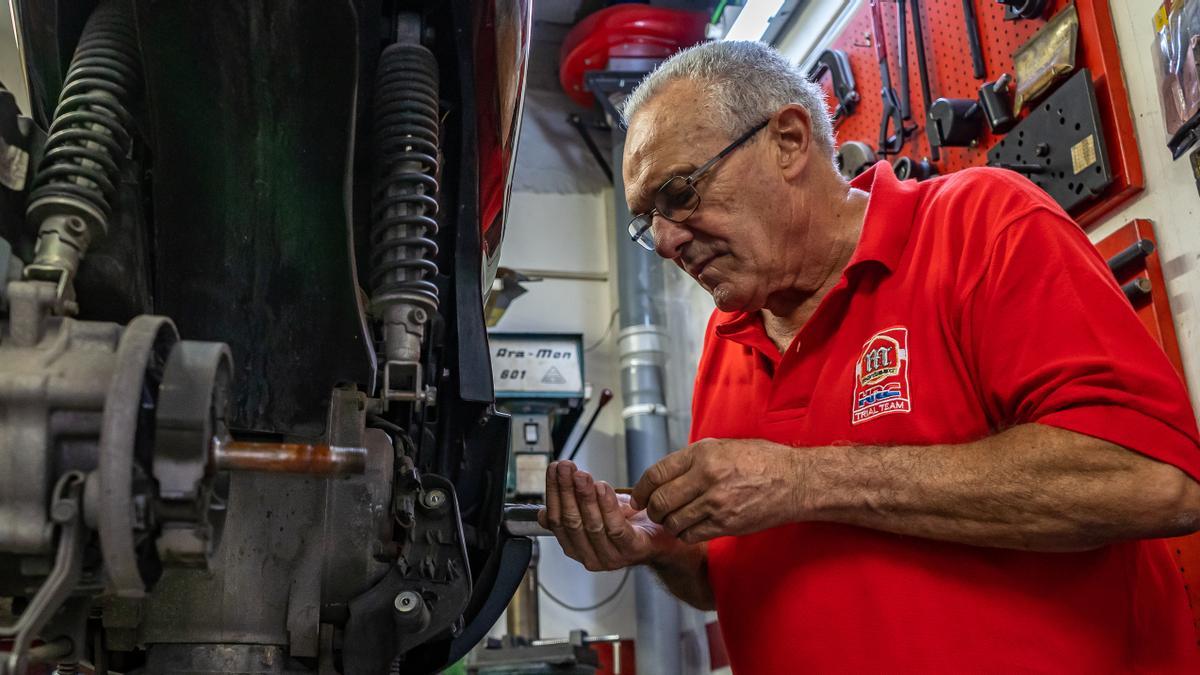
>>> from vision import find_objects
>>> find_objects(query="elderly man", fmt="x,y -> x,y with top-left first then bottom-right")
539,40 -> 1200,672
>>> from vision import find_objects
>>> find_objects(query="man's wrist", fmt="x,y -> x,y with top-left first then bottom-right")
643,534 -> 699,571
784,442 -> 829,523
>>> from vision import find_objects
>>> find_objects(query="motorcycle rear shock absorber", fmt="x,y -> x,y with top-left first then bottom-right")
24,0 -> 140,303
369,24 -> 441,406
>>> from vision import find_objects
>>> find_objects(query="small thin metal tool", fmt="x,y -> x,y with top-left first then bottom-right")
909,0 -> 939,161
870,0 -> 908,155
962,0 -> 987,79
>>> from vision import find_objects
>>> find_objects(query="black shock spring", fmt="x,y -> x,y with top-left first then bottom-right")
27,0 -> 140,230
369,42 -> 441,311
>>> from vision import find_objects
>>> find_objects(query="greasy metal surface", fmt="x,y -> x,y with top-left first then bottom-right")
144,643 -> 288,675
343,473 -> 471,675
213,441 -> 367,476
139,471 -> 328,646
97,315 -> 178,598
132,1 -> 374,437
140,390 -> 395,657
318,393 -> 394,612
0,305 -> 119,554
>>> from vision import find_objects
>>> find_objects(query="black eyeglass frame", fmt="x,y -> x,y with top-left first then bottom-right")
627,118 -> 771,251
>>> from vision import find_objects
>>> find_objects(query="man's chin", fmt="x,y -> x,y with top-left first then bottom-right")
711,285 -> 757,313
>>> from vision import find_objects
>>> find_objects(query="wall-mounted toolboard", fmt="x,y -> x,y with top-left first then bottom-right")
820,0 -> 1142,228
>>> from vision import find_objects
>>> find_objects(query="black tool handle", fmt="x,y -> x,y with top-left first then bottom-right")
1106,239 -> 1156,274
961,0 -> 987,79
909,0 -> 939,161
869,0 -> 891,91
897,0 -> 911,120
562,388 -> 614,462
1121,277 -> 1152,304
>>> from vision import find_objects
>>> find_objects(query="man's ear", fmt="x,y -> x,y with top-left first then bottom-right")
773,104 -> 813,180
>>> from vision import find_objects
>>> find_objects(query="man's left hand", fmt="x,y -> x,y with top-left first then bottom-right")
630,438 -> 805,543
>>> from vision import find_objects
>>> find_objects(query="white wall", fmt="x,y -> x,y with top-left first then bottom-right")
1087,0 -> 1200,414
489,189 -> 639,639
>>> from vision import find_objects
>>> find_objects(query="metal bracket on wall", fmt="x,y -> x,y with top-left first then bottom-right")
583,70 -> 648,129
987,69 -> 1112,213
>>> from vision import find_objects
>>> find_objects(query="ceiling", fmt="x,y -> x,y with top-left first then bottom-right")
510,0 -> 715,194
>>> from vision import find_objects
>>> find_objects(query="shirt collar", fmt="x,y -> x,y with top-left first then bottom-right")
845,159 -> 921,273
712,160 -> 920,349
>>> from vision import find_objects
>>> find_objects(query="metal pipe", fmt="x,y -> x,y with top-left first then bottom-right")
212,440 -> 367,476
506,541 -> 540,641
611,125 -> 682,675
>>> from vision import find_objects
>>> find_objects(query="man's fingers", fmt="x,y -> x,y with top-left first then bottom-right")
598,483 -> 639,554
544,461 -> 562,529
556,461 -> 602,570
643,475 -> 706,525
575,476 -> 624,568
660,496 -> 710,536
630,449 -> 693,510
678,518 -> 719,544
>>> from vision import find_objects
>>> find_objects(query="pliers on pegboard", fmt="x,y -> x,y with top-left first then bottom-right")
869,0 -> 915,156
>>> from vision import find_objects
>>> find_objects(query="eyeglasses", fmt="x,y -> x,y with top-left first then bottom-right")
627,119 -> 770,252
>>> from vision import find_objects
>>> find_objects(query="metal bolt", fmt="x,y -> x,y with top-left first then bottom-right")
65,218 -> 86,236
421,488 -> 446,510
1035,143 -> 1051,157
411,308 -> 428,324
394,590 -> 421,613
50,499 -> 76,524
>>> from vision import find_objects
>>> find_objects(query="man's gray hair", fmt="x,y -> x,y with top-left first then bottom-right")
620,40 -> 835,157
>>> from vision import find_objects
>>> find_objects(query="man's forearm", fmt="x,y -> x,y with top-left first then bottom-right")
798,424 -> 1200,552
647,540 -> 715,610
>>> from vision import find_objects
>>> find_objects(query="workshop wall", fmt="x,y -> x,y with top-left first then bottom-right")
488,188 -> 640,640
1088,0 -> 1200,412
773,0 -> 1200,421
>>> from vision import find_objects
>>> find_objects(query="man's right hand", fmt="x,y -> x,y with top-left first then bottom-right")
538,460 -> 677,571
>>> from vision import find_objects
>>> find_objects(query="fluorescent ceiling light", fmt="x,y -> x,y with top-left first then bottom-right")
723,0 -> 786,41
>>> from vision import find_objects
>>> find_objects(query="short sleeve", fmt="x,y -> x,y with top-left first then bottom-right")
960,208 -> 1200,481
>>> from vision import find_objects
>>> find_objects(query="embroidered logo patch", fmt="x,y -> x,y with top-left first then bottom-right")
852,326 -> 911,424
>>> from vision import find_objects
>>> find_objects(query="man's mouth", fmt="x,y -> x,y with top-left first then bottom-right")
688,254 -> 717,279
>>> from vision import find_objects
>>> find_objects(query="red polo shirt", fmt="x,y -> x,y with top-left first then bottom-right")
693,162 -> 1200,673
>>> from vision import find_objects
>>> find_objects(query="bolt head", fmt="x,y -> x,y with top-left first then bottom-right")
422,488 -> 446,509
395,590 -> 420,613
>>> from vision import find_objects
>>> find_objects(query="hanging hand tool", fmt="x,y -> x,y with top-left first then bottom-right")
1121,277 -> 1152,304
1106,239 -> 1155,275
929,97 -> 983,146
893,156 -> 937,181
961,0 -> 987,79
837,140 -> 878,179
807,49 -> 860,123
908,0 -> 939,161
869,0 -> 910,155
978,73 -> 1017,133
896,0 -> 912,120
560,388 -> 614,462
999,0 -> 1048,21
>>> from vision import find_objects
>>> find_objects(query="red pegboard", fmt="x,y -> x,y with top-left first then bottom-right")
823,0 -> 1143,228
1094,220 -> 1200,643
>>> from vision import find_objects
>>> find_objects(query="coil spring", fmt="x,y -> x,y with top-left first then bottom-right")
27,0 -> 139,228
369,43 -> 441,310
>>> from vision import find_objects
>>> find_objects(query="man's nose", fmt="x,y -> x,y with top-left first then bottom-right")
652,214 -> 692,259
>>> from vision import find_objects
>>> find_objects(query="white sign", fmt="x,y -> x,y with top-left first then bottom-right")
489,334 -> 584,396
